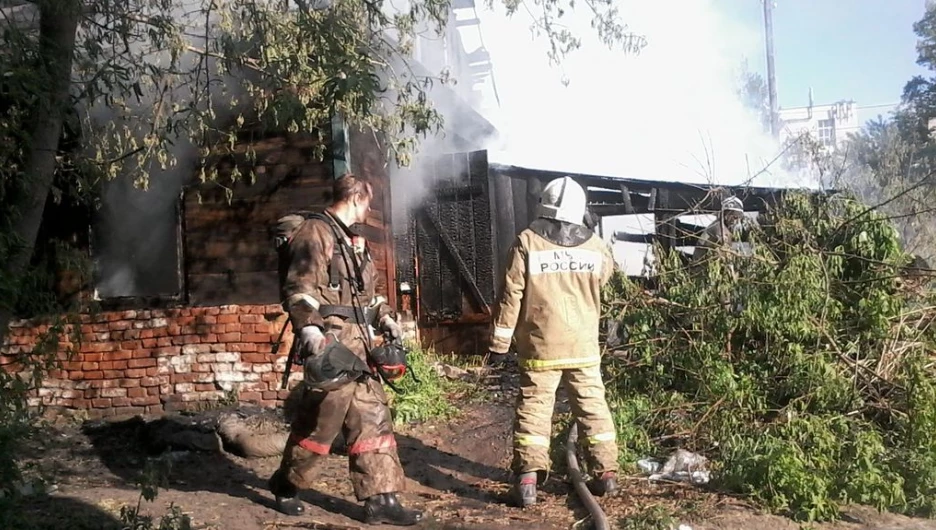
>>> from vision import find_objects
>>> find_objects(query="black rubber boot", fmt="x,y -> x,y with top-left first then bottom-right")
363,493 -> 423,526
268,470 -> 305,516
512,471 -> 538,508
587,471 -> 619,497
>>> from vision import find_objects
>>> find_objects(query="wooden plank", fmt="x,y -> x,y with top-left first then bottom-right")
511,176 -> 529,230
619,184 -> 636,214
490,167 -> 515,282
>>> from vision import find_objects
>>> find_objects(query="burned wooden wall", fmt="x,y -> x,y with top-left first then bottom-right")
407,150 -> 499,355
183,128 -> 395,307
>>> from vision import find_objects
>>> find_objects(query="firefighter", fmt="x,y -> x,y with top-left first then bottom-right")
691,195 -> 745,265
267,174 -> 422,526
489,176 -> 620,507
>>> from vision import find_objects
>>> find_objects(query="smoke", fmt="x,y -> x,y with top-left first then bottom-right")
476,0 -> 814,190
82,1 -> 246,298
384,3 -> 503,234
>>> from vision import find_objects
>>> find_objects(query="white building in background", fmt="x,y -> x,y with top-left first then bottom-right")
778,96 -> 860,150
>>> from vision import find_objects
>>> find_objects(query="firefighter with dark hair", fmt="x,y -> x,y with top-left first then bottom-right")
267,174 -> 422,526
490,176 -> 620,508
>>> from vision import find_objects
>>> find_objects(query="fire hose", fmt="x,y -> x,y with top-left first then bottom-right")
566,422 -> 611,530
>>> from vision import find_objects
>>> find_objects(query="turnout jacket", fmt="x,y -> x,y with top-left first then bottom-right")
282,212 -> 394,359
490,219 -> 615,371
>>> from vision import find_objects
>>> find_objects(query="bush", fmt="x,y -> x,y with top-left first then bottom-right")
602,192 -> 936,522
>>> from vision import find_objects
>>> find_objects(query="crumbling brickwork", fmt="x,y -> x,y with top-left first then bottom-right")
0,304 -> 302,419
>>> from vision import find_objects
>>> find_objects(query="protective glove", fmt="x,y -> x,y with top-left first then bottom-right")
296,325 -> 326,358
379,315 -> 403,342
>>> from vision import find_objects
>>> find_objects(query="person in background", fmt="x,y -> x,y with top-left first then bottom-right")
489,176 -> 620,508
691,196 -> 745,266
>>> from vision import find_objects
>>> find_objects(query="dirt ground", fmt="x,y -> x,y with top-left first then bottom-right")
13,372 -> 936,530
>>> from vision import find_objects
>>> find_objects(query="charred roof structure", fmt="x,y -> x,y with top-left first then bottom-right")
397,149 -> 818,354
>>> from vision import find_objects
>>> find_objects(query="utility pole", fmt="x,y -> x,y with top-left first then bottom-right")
763,0 -> 780,138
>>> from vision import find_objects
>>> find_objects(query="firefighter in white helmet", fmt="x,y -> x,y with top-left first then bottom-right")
489,176 -> 619,507
691,195 -> 745,265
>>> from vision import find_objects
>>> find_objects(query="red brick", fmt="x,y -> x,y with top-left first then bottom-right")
72,398 -> 91,408
223,323 -> 242,333
218,314 -> 239,324
191,363 -> 212,373
106,312 -> 123,322
147,387 -> 160,396
219,332 -> 241,342
262,391 -> 277,400
103,350 -> 132,361
103,370 -> 124,379
121,310 -> 138,319
239,392 -> 263,402
111,397 -> 131,407
91,398 -> 112,408
128,358 -> 156,368
202,334 -> 218,343
132,349 -> 153,359
140,377 -> 161,387
141,338 -> 158,348
172,373 -> 196,383
131,396 -> 160,406
109,320 -> 131,331
62,361 -> 83,370
156,338 -> 172,347
80,325 -> 94,334
120,340 -> 141,350
239,314 -> 263,324
167,324 -> 182,336
122,329 -> 141,340
140,329 -> 155,339
83,353 -> 104,362
128,388 -> 147,398
177,316 -> 195,325
206,308 -> 220,316
194,383 -> 215,392
69,371 -> 85,380
241,353 -> 268,364
83,371 -> 104,380
145,367 -> 160,377
81,362 -> 100,371
244,334 -> 271,343
124,368 -> 146,378
120,379 -> 141,388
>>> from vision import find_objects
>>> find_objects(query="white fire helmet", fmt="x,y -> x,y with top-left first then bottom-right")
538,176 -> 587,225
722,196 -> 744,213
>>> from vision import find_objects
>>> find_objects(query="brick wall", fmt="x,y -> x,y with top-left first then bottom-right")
0,304 -> 302,419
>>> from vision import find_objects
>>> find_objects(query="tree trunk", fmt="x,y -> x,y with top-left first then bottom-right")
0,1 -> 81,348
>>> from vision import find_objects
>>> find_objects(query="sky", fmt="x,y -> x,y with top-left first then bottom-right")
725,0 -> 928,115
457,0 -> 932,187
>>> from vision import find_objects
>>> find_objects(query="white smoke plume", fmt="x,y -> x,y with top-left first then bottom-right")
478,0 -> 813,190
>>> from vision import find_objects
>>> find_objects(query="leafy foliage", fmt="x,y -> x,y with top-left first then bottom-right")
0,316 -> 80,527
385,341 -> 466,425
601,192 -> 936,522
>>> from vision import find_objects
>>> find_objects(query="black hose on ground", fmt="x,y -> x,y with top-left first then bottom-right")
566,422 -> 611,530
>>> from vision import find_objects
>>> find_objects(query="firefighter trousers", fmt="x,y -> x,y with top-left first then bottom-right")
270,376 -> 406,501
512,364 -> 618,476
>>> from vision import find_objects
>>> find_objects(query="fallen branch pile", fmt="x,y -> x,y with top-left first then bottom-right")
600,192 -> 936,522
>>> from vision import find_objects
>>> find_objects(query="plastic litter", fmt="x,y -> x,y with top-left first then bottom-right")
637,448 -> 710,485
